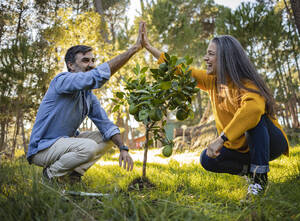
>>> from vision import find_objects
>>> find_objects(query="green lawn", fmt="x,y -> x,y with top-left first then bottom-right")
1,146 -> 300,221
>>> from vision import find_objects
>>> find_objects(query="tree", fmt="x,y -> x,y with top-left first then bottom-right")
289,0 -> 300,35
115,53 -> 199,180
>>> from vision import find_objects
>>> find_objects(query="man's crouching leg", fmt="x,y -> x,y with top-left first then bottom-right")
32,131 -> 113,182
73,131 -> 114,175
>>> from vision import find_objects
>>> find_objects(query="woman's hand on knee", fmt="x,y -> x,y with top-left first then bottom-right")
119,150 -> 134,171
206,137 -> 224,158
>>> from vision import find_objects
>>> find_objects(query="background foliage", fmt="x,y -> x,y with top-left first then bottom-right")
0,0 -> 299,157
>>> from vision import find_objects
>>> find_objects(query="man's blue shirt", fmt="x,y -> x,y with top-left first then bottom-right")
27,62 -> 120,162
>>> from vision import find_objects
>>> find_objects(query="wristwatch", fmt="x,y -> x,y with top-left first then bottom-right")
220,132 -> 228,142
119,145 -> 129,152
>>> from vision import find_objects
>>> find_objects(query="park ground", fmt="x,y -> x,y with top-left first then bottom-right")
1,145 -> 300,221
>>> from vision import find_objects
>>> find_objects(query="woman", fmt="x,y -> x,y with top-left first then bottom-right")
141,23 -> 289,195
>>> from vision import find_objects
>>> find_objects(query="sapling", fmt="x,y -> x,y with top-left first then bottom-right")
113,53 -> 199,179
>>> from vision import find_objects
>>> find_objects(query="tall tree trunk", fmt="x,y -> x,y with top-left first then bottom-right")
290,0 -> 300,35
15,2 -> 24,38
0,120 -> 6,152
288,20 -> 300,81
94,0 -> 109,43
140,0 -> 145,15
274,64 -> 291,128
11,113 -> 20,159
279,106 -> 288,128
21,115 -> 27,154
110,22 -> 116,48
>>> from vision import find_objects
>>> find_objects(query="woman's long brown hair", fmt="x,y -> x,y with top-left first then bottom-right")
212,35 -> 276,117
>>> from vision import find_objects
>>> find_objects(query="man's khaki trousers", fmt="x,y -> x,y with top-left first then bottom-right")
32,131 -> 114,178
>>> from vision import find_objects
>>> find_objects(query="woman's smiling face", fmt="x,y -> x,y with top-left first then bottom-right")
203,41 -> 217,75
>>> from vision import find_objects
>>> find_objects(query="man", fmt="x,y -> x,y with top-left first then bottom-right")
27,23 -> 144,183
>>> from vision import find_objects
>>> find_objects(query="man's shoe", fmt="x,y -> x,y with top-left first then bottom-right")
68,171 -> 82,184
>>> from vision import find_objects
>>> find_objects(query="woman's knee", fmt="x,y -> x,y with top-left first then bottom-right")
200,149 -> 215,172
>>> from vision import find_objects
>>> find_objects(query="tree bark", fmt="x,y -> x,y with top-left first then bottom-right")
0,120 -> 6,152
142,127 -> 149,178
290,0 -> 300,35
94,0 -> 109,43
140,0 -> 145,16
21,115 -> 27,155
16,2 -> 24,38
11,113 -> 20,159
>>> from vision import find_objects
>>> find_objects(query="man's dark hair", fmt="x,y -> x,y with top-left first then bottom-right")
65,45 -> 93,71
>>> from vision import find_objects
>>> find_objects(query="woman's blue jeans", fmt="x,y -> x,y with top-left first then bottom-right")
200,115 -> 288,175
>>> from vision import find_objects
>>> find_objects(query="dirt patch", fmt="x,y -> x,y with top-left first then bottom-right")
127,177 -> 155,191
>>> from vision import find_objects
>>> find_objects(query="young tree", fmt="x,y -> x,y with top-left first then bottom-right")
114,53 -> 199,179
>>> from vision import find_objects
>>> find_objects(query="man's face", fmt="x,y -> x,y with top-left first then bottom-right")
203,42 -> 217,75
68,51 -> 96,73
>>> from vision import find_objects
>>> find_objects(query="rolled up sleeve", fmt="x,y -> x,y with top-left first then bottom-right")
53,63 -> 111,94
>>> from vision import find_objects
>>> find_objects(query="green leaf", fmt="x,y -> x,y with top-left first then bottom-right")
150,69 -> 159,74
136,63 -> 140,74
133,68 -> 138,75
159,63 -> 168,71
141,67 -> 148,73
112,104 -> 120,112
140,76 -> 146,85
153,98 -> 164,105
139,109 -> 149,121
159,81 -> 172,90
140,96 -> 153,101
175,58 -> 186,66
185,56 -> 193,65
135,89 -> 151,94
116,92 -> 124,99
170,56 -> 177,66
188,109 -> 195,119
164,53 -> 170,62
111,98 -> 118,103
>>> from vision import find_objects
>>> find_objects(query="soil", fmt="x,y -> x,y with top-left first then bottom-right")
127,177 -> 156,191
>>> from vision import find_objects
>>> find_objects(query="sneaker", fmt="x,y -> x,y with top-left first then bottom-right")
247,183 -> 263,196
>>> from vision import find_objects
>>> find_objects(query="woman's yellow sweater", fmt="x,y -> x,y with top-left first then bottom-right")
158,53 -> 289,154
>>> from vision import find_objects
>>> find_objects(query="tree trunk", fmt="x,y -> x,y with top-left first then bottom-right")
0,120 -> 6,152
142,127 -> 149,178
140,0 -> 145,15
94,0 -> 109,43
290,0 -> 300,35
15,2 -> 24,38
287,18 -> 300,81
11,114 -> 20,159
21,116 -> 27,155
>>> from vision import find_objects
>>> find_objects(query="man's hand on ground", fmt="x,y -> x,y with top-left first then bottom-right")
119,150 -> 134,171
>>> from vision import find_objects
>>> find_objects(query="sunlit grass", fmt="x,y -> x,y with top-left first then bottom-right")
1,145 -> 300,220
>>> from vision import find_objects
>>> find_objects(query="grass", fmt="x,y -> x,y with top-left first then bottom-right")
1,146 -> 300,221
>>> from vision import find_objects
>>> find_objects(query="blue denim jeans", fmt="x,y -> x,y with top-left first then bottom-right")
200,115 -> 288,175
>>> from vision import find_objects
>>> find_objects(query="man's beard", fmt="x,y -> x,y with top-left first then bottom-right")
85,66 -> 94,71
